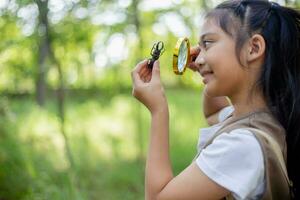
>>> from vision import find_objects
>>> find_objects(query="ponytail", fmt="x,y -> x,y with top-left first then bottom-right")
260,4 -> 300,197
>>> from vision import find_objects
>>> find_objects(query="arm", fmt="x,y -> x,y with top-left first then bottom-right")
132,60 -> 172,199
146,106 -> 172,200
131,60 -> 230,200
188,47 -> 230,126
203,94 -> 230,125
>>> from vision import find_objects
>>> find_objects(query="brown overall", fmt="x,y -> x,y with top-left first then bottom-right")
196,110 -> 293,200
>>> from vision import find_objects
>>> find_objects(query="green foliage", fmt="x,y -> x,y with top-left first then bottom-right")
0,89 -> 207,199
0,0 -> 210,93
0,13 -> 37,93
0,98 -> 30,199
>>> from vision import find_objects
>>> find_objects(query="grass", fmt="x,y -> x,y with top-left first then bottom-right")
0,88 -> 208,200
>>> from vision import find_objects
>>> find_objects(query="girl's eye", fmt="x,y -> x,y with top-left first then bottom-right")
202,40 -> 213,48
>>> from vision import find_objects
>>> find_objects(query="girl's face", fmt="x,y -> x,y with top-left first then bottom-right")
195,19 -> 250,98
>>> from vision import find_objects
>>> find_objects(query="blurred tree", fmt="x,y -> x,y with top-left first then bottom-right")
35,0 -> 50,106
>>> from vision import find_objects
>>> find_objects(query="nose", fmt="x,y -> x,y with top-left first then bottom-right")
194,52 -> 205,69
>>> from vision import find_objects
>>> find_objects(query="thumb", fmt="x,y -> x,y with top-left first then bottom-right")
151,60 -> 161,80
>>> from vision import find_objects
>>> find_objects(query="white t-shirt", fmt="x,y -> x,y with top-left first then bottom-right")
196,106 -> 265,200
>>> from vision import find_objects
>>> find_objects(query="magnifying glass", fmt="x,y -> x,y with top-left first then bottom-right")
173,37 -> 191,75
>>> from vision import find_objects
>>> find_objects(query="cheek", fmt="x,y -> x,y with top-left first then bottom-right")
210,46 -> 242,77
207,63 -> 245,96
205,49 -> 235,71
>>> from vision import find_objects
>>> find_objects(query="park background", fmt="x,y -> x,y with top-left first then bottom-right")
0,0 -> 299,199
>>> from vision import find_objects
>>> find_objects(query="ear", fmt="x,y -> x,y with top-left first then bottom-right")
246,34 -> 266,62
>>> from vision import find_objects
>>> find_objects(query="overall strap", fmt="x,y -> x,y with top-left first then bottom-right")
245,128 -> 291,185
245,127 -> 294,199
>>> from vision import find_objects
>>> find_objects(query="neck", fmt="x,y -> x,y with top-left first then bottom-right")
229,88 -> 268,118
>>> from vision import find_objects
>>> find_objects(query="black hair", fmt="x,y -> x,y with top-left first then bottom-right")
207,0 -> 300,198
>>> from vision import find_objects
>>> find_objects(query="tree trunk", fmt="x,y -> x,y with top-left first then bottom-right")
36,0 -> 50,106
47,15 -> 77,199
36,0 -> 76,186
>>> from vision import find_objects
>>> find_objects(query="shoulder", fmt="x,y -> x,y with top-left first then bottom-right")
196,128 -> 265,199
197,129 -> 264,170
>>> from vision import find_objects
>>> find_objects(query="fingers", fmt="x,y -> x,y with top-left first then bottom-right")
139,65 -> 148,76
188,62 -> 198,71
190,46 -> 200,63
131,59 -> 161,84
143,68 -> 152,82
134,59 -> 148,72
187,46 -> 201,72
151,60 -> 160,81
190,46 -> 201,57
131,60 -> 148,85
139,65 -> 152,82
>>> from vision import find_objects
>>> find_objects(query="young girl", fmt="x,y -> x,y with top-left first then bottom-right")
131,0 -> 300,199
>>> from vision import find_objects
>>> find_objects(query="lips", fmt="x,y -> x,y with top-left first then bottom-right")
199,70 -> 213,77
199,69 -> 213,84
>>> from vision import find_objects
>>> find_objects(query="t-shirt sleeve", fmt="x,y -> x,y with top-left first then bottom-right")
195,129 -> 264,199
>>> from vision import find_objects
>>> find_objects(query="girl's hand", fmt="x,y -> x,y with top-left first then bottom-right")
188,46 -> 201,72
131,59 -> 168,114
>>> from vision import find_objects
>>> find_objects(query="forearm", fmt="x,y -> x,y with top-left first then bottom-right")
145,106 -> 173,200
203,93 -> 230,117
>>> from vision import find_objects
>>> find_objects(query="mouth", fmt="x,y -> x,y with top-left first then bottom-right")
199,70 -> 213,84
199,70 -> 214,77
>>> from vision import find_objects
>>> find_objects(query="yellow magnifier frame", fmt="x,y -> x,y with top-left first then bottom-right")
173,37 -> 191,75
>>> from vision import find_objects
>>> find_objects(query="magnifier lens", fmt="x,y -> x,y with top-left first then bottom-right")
178,42 -> 188,73
173,37 -> 190,75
